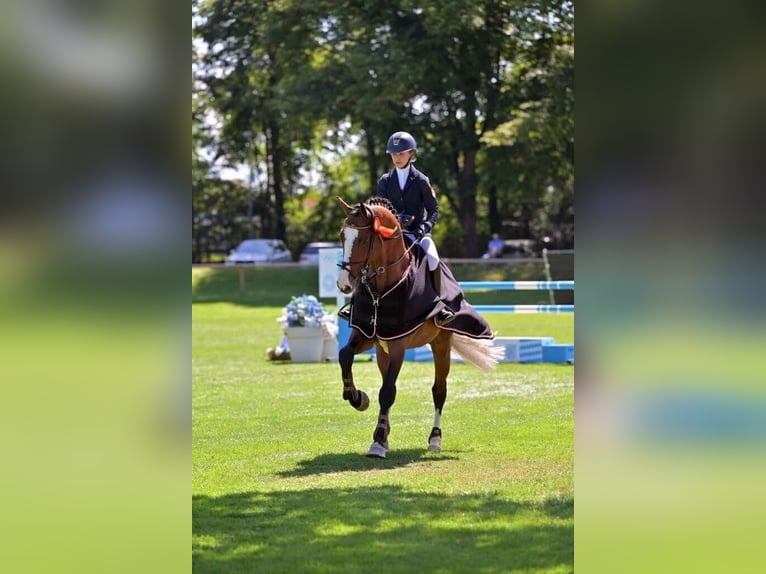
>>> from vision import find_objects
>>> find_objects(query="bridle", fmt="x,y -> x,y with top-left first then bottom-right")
338,220 -> 376,283
339,204 -> 414,290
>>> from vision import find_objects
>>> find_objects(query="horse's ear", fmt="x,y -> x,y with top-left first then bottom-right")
337,196 -> 353,215
373,216 -> 397,238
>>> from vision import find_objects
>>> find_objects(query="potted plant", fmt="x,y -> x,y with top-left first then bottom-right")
277,295 -> 337,362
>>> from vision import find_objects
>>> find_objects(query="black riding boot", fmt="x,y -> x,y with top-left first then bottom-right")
432,267 -> 456,326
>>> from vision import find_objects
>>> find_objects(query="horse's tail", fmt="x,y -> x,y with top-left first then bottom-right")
450,335 -> 505,372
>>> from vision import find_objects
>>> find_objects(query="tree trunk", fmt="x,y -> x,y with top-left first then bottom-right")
247,153 -> 256,239
362,119 -> 379,196
457,148 -> 479,256
268,119 -> 287,242
488,184 -> 500,234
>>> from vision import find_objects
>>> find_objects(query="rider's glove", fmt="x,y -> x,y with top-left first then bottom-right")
416,222 -> 432,240
396,213 -> 415,228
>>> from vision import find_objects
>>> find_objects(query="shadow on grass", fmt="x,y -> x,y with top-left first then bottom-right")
276,449 -> 460,477
193,486 -> 573,574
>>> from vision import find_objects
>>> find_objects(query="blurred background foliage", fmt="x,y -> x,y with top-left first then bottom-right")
192,0 -> 574,262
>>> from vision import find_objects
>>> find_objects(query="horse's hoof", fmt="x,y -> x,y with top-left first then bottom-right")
355,390 -> 370,411
428,427 -> 442,452
366,441 -> 388,458
344,389 -> 370,411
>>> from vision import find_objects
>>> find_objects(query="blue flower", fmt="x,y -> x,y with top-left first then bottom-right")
277,294 -> 332,328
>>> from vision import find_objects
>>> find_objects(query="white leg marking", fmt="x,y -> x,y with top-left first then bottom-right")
429,409 -> 442,452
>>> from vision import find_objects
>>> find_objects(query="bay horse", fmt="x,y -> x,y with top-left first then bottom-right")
336,196 -> 503,458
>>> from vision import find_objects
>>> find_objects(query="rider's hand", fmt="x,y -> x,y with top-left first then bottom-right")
396,213 -> 415,228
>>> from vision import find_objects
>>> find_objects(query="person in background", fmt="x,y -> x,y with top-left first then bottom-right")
486,233 -> 504,258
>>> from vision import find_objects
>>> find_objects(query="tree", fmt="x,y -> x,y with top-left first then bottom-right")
481,1 -> 574,248
192,0 -> 574,257
195,0 -> 321,241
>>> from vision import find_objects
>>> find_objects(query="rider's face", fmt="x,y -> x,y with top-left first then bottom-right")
390,150 -> 414,169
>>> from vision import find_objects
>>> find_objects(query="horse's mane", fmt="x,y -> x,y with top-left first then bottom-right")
365,196 -> 396,215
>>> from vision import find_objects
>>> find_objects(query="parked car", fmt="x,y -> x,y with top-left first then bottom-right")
481,238 -> 540,260
224,239 -> 293,265
299,241 -> 342,265
501,239 -> 539,259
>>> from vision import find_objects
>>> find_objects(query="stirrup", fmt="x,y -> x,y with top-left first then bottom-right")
338,305 -> 351,320
435,308 -> 456,326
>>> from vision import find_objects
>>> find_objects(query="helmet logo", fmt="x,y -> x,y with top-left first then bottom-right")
393,138 -> 400,146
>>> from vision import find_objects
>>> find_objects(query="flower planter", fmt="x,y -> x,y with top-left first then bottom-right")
285,326 -> 324,363
277,294 -> 338,363
322,334 -> 338,361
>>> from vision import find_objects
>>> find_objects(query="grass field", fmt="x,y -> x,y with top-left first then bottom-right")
193,265 -> 574,573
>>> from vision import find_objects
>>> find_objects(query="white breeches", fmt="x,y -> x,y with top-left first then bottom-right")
405,233 -> 440,271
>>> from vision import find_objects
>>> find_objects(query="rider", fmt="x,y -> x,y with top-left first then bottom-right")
338,130 -> 455,326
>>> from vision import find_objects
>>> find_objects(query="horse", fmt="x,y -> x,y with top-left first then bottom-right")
336,196 -> 504,458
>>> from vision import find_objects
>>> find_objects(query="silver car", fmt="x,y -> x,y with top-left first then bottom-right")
299,241 -> 342,265
225,239 -> 293,264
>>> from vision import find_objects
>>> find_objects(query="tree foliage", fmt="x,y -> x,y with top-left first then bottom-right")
192,0 -> 573,261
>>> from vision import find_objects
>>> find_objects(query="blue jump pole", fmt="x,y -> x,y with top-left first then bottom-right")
459,281 -> 574,291
472,304 -> 574,313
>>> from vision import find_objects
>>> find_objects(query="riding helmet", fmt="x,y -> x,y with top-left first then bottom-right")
386,131 -> 417,154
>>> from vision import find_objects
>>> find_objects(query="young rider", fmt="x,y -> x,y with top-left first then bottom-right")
339,130 -> 455,326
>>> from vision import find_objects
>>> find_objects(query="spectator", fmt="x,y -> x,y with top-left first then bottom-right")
486,233 -> 504,258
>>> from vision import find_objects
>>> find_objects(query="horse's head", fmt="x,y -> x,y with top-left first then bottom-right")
336,196 -> 401,294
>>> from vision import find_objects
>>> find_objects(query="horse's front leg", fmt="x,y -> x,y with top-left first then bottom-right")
367,339 -> 405,458
338,327 -> 372,411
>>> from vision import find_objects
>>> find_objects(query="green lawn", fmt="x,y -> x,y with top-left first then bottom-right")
193,265 -> 574,573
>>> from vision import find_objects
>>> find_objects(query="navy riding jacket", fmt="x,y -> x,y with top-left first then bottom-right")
376,165 -> 439,236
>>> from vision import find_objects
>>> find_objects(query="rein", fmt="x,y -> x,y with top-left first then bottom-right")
373,240 -> 416,284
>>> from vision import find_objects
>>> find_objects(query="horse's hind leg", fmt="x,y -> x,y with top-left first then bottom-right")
338,328 -> 372,411
428,330 -> 453,453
